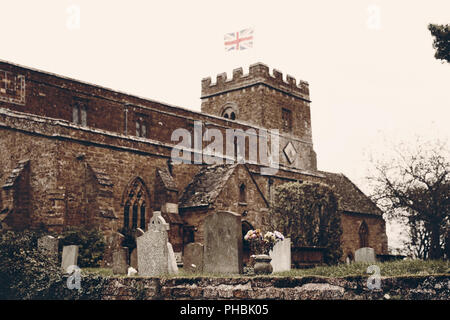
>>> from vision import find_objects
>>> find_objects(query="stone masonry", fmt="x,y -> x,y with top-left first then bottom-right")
0,59 -> 388,264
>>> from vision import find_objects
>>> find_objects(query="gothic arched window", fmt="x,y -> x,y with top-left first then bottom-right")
124,201 -> 130,229
122,178 -> 150,231
359,221 -> 369,248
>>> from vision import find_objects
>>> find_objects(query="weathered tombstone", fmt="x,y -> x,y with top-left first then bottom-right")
113,247 -> 129,275
130,248 -> 138,270
203,211 -> 243,274
61,245 -> 79,273
167,242 -> 179,274
136,211 -> 169,276
38,235 -> 59,261
135,228 -> 145,237
183,242 -> 204,273
111,232 -> 125,249
355,247 -> 376,263
269,238 -> 291,273
174,252 -> 183,267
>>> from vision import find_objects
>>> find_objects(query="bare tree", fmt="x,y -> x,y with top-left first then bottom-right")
369,139 -> 449,259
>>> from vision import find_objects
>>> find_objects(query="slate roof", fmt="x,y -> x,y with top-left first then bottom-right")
157,168 -> 178,191
178,163 -> 382,216
179,164 -> 238,208
320,171 -> 382,216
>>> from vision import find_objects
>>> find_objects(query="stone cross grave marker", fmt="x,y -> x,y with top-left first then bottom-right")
137,211 -> 169,276
203,211 -> 243,274
61,245 -> 79,273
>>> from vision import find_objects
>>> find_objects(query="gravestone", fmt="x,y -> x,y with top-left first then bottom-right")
113,247 -> 129,275
130,248 -> 138,270
269,238 -> 291,273
183,242 -> 204,273
355,247 -> 376,263
38,235 -> 59,261
174,252 -> 183,267
203,211 -> 243,274
135,228 -> 145,237
136,211 -> 169,276
61,245 -> 79,273
167,242 -> 179,274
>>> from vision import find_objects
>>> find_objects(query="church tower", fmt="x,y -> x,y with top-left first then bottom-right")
200,62 -> 317,172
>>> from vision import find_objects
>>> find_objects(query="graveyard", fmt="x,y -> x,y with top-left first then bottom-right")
1,210 -> 448,300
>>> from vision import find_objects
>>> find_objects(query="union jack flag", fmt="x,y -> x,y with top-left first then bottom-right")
224,28 -> 254,51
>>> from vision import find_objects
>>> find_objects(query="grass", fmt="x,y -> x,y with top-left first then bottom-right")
275,259 -> 450,278
82,259 -> 450,279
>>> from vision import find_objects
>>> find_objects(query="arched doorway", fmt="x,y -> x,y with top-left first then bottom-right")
242,220 -> 254,266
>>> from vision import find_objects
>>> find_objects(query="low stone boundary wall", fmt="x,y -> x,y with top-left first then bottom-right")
97,275 -> 450,300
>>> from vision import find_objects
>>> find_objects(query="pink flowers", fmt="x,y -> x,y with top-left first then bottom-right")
244,229 -> 284,255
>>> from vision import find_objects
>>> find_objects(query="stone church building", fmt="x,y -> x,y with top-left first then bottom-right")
0,60 -> 388,264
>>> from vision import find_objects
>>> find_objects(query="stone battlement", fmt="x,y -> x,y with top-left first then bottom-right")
201,62 -> 310,101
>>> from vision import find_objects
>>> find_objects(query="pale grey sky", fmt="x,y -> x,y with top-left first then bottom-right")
1,0 -> 449,250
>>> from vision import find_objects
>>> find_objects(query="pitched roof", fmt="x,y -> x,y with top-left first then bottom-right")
320,171 -> 382,216
157,168 -> 178,191
2,159 -> 29,189
179,164 -> 238,208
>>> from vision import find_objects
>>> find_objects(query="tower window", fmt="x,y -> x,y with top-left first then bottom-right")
72,98 -> 88,126
282,108 -> 292,132
135,115 -> 148,138
222,106 -> 237,120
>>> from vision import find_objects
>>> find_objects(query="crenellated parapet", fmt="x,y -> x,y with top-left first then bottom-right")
201,62 -> 310,101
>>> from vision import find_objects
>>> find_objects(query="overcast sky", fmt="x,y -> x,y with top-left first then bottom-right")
1,0 -> 449,250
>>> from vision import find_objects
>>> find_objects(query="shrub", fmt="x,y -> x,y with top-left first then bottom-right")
0,230 -> 107,300
270,182 -> 343,264
60,226 -> 105,268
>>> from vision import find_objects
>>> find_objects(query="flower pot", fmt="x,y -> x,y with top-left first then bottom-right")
253,254 -> 273,275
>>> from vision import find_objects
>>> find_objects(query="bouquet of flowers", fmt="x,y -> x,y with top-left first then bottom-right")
244,229 -> 284,255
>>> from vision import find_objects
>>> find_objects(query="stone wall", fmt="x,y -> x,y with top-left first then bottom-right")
341,213 -> 388,259
93,275 -> 450,300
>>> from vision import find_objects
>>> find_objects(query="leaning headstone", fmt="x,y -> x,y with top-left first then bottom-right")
167,242 -> 179,274
355,247 -> 376,263
203,211 -> 243,274
61,245 -> 79,273
113,247 -> 129,275
183,242 -> 204,273
38,235 -> 59,261
269,238 -> 291,273
130,248 -> 138,270
136,211 -> 169,276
